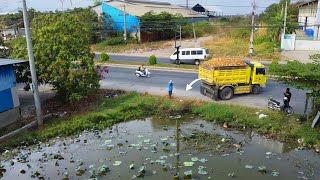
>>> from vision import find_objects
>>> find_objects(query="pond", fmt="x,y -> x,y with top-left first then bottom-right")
1,117 -> 319,179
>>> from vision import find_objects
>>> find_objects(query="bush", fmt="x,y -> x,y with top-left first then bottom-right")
101,37 -> 125,46
100,53 -> 109,61
148,55 -> 157,65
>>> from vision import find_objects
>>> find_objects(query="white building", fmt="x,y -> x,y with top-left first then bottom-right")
298,0 -> 320,39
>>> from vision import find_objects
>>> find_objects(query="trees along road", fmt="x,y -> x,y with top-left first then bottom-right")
101,67 -> 308,114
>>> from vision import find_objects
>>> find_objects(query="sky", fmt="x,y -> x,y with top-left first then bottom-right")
0,0 -> 297,15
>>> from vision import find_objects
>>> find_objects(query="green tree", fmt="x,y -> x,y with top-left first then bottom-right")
140,11 -> 188,40
10,13 -> 100,102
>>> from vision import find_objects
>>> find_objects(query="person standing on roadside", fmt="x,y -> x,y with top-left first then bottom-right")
168,80 -> 173,98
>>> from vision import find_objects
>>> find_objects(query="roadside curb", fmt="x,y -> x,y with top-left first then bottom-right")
96,62 -> 198,73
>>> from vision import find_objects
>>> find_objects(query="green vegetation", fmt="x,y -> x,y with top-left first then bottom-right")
10,13 -> 100,102
270,55 -> 320,116
97,60 -> 198,70
100,37 -> 126,46
100,53 -> 110,61
148,55 -> 157,65
1,92 -> 319,151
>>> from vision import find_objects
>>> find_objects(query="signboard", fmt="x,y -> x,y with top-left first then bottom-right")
312,111 -> 320,128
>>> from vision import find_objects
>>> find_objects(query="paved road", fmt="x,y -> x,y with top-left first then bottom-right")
101,66 -> 308,114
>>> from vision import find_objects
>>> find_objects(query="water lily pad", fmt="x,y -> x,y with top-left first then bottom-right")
258,166 -> 267,174
169,143 -> 177,147
183,162 -> 195,167
271,171 -> 279,177
159,155 -> 168,160
129,164 -> 135,169
161,137 -> 168,141
117,143 -> 124,147
104,140 -> 112,145
113,161 -> 122,166
89,164 -> 95,169
198,166 -> 208,175
184,170 -> 192,178
198,158 -> 208,163
191,157 -> 199,162
98,165 -> 109,176
138,166 -> 146,173
245,165 -> 254,169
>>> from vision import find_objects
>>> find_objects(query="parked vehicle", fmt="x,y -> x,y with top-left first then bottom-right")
170,48 -> 210,65
268,97 -> 294,115
135,69 -> 151,78
198,59 -> 267,100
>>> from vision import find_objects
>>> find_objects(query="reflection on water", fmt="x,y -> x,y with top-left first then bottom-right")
0,117 -> 319,180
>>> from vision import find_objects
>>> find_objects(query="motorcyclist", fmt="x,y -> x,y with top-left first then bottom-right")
284,88 -> 292,107
138,64 -> 146,75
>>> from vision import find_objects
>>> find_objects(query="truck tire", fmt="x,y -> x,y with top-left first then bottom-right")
194,60 -> 200,66
252,85 -> 260,94
200,86 -> 204,95
219,87 -> 234,100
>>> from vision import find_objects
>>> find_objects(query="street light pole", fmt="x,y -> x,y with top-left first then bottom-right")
22,0 -> 43,127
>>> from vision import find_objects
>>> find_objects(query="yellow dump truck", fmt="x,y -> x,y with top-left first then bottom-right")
198,58 -> 267,100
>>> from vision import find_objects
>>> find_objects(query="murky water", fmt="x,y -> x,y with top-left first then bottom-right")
1,117 -> 320,180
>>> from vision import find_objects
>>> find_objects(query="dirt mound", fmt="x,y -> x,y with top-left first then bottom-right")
202,57 -> 248,68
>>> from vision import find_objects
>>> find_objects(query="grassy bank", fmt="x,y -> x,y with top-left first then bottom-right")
202,28 -> 281,61
92,40 -> 172,53
1,92 -> 319,152
97,60 -> 198,70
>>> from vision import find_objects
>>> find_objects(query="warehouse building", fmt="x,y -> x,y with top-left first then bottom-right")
297,0 -> 320,39
93,0 -> 208,41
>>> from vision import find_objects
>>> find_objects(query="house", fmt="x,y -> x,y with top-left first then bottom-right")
297,0 -> 320,39
192,4 -> 223,17
93,0 -> 208,41
0,59 -> 28,128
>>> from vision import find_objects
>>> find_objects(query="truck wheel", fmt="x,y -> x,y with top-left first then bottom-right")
194,60 -> 200,66
252,85 -> 260,94
219,87 -> 234,100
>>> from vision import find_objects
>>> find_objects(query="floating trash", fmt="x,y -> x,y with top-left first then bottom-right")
98,165 -> 109,176
183,162 -> 195,167
113,161 -> 122,166
184,170 -> 192,178
245,165 -> 254,169
129,164 -> 135,169
266,152 -> 272,155
144,139 -> 151,143
104,140 -> 112,145
161,137 -> 168,141
155,160 -> 166,165
159,155 -> 168,160
138,135 -> 144,138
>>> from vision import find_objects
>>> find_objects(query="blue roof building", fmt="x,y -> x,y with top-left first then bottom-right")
0,59 -> 28,128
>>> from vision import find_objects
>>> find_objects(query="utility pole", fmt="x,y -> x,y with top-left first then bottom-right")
283,1 -> 288,35
123,1 -> 127,42
249,0 -> 256,57
180,25 -> 182,46
192,22 -> 197,47
281,4 -> 284,17
22,0 -> 43,127
186,0 -> 188,8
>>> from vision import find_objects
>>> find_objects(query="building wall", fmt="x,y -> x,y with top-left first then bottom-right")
298,2 -> 318,30
0,65 -> 16,92
102,3 -> 140,33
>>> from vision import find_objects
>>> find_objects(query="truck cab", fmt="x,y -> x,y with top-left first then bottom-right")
248,62 -> 267,90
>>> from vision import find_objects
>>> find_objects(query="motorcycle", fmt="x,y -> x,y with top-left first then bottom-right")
135,69 -> 151,78
268,97 -> 294,115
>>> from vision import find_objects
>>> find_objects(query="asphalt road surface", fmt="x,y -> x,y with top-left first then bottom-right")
101,67 -> 308,114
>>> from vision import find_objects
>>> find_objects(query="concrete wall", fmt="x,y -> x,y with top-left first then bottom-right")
295,39 -> 320,50
0,107 -> 21,129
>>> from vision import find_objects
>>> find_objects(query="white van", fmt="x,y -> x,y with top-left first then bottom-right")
170,48 -> 210,65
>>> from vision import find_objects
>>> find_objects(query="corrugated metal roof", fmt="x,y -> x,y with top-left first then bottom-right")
0,59 -> 28,66
104,0 -> 207,18
298,0 -> 318,7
